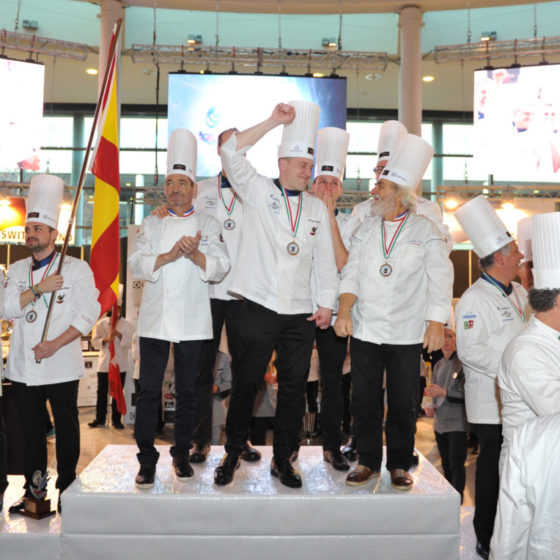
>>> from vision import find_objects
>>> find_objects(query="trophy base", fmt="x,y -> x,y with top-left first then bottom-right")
19,497 -> 56,519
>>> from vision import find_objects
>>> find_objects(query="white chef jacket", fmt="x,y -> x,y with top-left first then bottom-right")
455,277 -> 528,424
220,133 -> 338,315
4,255 -> 100,386
498,315 -> 560,457
339,212 -> 453,344
351,196 -> 453,251
128,212 -> 230,342
91,315 -> 135,372
194,174 -> 244,301
490,412 -> 560,560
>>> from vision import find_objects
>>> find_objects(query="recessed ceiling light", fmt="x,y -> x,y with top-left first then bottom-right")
365,73 -> 382,81
422,75 -> 435,83
313,72 -> 324,78
86,68 -> 98,76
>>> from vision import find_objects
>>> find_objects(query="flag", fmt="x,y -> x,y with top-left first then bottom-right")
91,31 -> 125,415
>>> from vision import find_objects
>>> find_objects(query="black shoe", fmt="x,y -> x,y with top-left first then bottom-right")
323,450 -> 350,471
240,441 -> 261,462
173,456 -> 194,481
8,494 -> 29,514
57,495 -> 62,513
88,420 -> 104,428
214,453 -> 240,486
341,438 -> 358,462
289,449 -> 299,463
112,421 -> 125,430
190,443 -> 210,464
135,465 -> 155,488
271,457 -> 302,488
476,541 -> 489,560
411,451 -> 419,466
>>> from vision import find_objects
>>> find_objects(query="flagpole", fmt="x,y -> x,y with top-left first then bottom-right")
36,18 -> 123,362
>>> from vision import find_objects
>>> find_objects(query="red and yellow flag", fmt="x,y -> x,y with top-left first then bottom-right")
91,33 -> 125,415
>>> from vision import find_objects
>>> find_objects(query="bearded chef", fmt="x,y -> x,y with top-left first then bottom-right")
498,212 -> 560,463
454,195 -> 527,560
214,101 -> 338,489
310,127 -> 358,472
128,129 -> 230,488
4,174 -> 100,513
352,120 -> 452,249
334,133 -> 453,491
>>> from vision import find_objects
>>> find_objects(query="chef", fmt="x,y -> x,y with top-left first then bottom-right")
4,174 -> 100,513
352,120 -> 452,249
214,101 -> 338,489
454,195 -> 527,560
129,128 -> 230,488
498,211 -> 560,464
189,127 -> 260,465
334,133 -> 453,491
310,126 -> 357,472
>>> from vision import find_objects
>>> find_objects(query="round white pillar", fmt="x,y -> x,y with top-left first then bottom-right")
98,0 -> 124,95
398,5 -> 423,136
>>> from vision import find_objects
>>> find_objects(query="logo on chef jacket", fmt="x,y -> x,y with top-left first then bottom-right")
56,294 -> 65,304
462,313 -> 476,330
204,198 -> 217,209
310,226 -> 318,236
200,234 -> 209,245
132,280 -> 143,289
269,195 -> 281,214
499,306 -> 513,321
219,233 -> 224,243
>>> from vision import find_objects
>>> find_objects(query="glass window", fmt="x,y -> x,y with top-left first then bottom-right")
345,155 -> 376,179
41,116 -> 74,147
39,149 -> 73,173
119,150 -> 167,175
121,117 -> 168,149
347,122 -> 382,153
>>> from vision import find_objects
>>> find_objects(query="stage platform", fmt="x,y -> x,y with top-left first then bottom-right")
60,444 -> 460,560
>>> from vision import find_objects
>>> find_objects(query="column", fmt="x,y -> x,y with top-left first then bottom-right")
398,5 -> 423,137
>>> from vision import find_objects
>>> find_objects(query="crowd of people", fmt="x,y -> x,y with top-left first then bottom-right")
1,101 -> 559,560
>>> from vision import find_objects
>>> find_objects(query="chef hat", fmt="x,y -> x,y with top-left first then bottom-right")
454,195 -> 513,258
26,174 -> 64,229
167,129 -> 197,182
377,120 -> 407,162
117,283 -> 124,306
531,212 -> 560,289
381,133 -> 433,191
314,127 -> 350,180
278,100 -> 320,161
516,216 -> 532,263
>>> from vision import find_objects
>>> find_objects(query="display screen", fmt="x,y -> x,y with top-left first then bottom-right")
168,73 -> 347,178
473,64 -> 560,182
0,58 -> 45,172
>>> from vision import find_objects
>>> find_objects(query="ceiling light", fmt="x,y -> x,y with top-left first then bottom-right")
187,34 -> 202,46
86,68 -> 98,75
322,38 -> 337,49
480,31 -> 497,42
444,198 -> 459,210
313,72 -> 324,78
422,75 -> 435,83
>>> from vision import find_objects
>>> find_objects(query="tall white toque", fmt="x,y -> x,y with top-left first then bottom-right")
315,127 -> 350,180
278,100 -> 320,162
26,174 -> 64,229
454,195 -> 513,258
531,211 -> 560,289
167,128 -> 197,182
377,120 -> 407,162
516,216 -> 533,264
380,133 -> 434,191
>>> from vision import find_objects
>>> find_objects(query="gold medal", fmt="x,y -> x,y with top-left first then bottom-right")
379,263 -> 393,277
224,218 -> 236,230
26,310 -> 38,323
287,241 -> 300,255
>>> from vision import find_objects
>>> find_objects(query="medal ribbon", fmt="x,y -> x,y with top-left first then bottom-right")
168,206 -> 194,217
28,252 -> 59,308
218,173 -> 238,216
280,185 -> 303,239
381,210 -> 410,259
481,272 -> 526,323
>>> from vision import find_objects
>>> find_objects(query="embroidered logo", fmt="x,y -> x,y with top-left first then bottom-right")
310,226 -> 318,236
219,233 -> 224,243
56,294 -> 65,304
463,319 -> 475,330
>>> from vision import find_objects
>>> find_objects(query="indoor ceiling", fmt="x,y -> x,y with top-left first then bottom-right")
81,0 -> 558,15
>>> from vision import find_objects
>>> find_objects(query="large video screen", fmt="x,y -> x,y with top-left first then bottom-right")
0,58 -> 45,172
474,64 -> 560,182
168,73 -> 347,178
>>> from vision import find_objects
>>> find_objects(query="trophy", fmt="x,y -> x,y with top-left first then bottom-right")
302,411 -> 316,445
19,470 -> 56,519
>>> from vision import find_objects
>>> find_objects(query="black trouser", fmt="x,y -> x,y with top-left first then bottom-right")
350,338 -> 422,471
250,417 -> 274,446
95,371 -> 126,425
193,298 -> 241,446
12,379 -> 80,493
225,300 -> 315,460
134,337 -> 203,467
316,326 -> 348,451
342,372 -> 352,433
0,397 -> 7,494
306,381 -> 319,414
435,430 -> 467,501
470,422 -> 502,549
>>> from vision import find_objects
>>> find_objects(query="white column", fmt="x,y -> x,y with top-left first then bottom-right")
398,5 -> 423,136
98,0 -> 124,96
